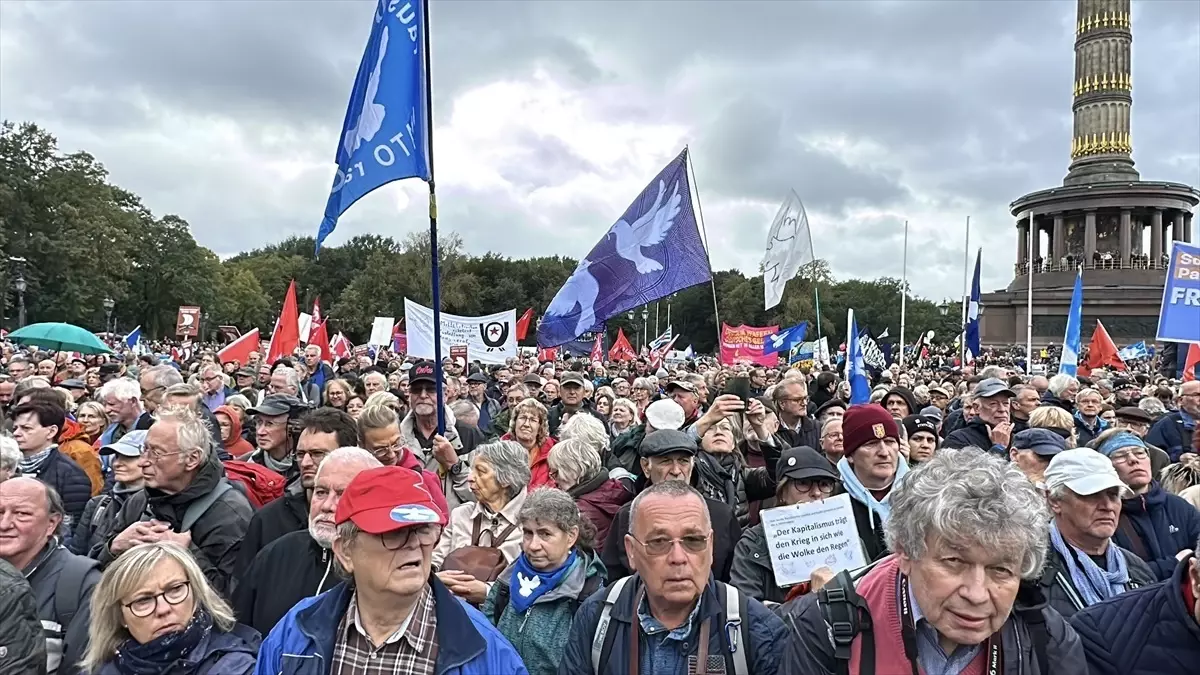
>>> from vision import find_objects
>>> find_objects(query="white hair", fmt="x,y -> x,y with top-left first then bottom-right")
274,366 -> 300,391
98,377 -> 141,403
152,406 -> 214,464
1048,373 -> 1078,398
0,435 -> 21,475
314,447 -> 382,483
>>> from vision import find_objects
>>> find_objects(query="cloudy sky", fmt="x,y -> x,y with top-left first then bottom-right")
1,0 -> 1197,302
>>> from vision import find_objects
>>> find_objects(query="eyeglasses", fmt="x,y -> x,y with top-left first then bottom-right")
369,440 -> 404,462
411,385 -> 437,396
628,532 -> 710,556
295,448 -> 331,463
143,447 -> 185,462
1109,448 -> 1148,464
379,524 -> 441,550
821,432 -> 844,441
124,581 -> 191,618
514,415 -> 541,425
793,479 -> 836,495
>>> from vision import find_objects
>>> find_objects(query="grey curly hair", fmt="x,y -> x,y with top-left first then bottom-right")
519,487 -> 584,536
885,447 -> 1050,579
558,412 -> 609,455
473,440 -> 532,500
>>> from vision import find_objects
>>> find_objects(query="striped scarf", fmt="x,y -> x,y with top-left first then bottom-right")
17,446 -> 55,476
1049,520 -> 1129,607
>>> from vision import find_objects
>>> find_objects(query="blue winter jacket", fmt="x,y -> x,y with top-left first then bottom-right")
1144,410 -> 1195,462
1070,554 -> 1200,675
1114,482 -> 1200,581
254,577 -> 529,675
556,574 -> 787,675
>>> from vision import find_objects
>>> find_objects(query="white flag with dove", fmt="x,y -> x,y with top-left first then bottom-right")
762,190 -> 815,310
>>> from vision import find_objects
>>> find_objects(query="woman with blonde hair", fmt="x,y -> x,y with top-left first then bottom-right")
322,377 -> 353,411
82,542 -> 260,674
75,401 -> 108,444
504,397 -> 556,489
1029,405 -> 1078,448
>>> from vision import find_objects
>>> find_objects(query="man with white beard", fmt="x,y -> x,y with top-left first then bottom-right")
232,447 -> 381,635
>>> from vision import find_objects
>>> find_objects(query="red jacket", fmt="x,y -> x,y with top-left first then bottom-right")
573,474 -> 633,552
502,434 -> 557,490
398,448 -> 451,519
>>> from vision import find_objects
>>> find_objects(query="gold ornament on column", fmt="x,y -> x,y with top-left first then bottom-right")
1101,73 -> 1109,89
1085,15 -> 1093,31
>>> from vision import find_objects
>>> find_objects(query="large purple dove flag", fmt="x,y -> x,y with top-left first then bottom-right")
537,149 -> 712,348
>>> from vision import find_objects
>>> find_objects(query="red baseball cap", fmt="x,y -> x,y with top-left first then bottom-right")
334,466 -> 447,534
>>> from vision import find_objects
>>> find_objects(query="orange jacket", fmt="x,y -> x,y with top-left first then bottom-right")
59,418 -> 104,496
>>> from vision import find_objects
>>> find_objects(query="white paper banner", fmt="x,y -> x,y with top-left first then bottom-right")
298,312 -> 313,344
403,299 -> 516,365
760,493 -> 866,587
368,317 -> 395,347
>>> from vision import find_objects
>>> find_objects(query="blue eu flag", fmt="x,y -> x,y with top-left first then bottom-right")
317,0 -> 431,253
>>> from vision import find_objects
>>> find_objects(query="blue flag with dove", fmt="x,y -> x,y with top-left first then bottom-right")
764,322 -> 808,356
537,149 -> 712,347
317,0 -> 431,253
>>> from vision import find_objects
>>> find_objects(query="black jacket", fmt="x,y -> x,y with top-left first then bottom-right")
774,416 -> 820,450
692,443 -> 780,528
601,496 -> 741,582
24,542 -> 101,675
0,558 -> 45,675
943,416 -> 1000,453
730,523 -> 787,604
1036,541 -> 1156,620
233,478 -> 308,578
28,448 -> 92,534
94,455 -> 253,597
547,399 -> 606,438
232,529 -> 338,636
850,496 -> 889,562
70,485 -> 137,557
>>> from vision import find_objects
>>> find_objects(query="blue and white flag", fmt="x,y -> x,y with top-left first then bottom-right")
764,321 -> 808,356
317,0 -> 431,253
683,344 -> 694,359
857,327 -> 887,371
964,248 -> 982,362
1061,268 -> 1083,376
537,149 -> 712,347
561,329 -> 606,357
789,340 -> 816,365
124,326 -> 142,349
846,310 -> 871,405
649,326 -> 674,351
1118,341 -> 1149,361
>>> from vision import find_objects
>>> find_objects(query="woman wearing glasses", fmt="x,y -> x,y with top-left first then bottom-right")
503,398 -> 557,489
80,541 -> 260,674
729,446 -> 845,604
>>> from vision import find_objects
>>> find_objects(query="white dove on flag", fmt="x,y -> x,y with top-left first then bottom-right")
344,26 -> 389,155
545,258 -> 600,338
610,180 -> 682,274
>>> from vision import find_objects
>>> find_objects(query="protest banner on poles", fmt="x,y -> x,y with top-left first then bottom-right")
1157,242 -> 1200,344
404,299 -> 517,364
760,494 -> 866,587
719,323 -> 779,366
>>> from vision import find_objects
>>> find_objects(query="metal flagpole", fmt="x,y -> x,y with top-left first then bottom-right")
655,302 -> 660,337
814,286 -> 823,338
1026,211 -> 1035,372
684,146 -> 722,347
960,215 -> 971,366
899,220 -> 908,368
422,0 -> 446,435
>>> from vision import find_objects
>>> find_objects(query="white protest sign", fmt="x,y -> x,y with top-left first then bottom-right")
403,298 -> 517,365
368,317 -> 394,347
298,312 -> 313,344
760,493 -> 866,587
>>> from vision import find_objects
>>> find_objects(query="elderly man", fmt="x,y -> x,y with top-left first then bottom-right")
362,370 -> 389,397
818,416 -> 844,466
6,356 -> 33,382
1070,533 -> 1200,674
234,406 -> 360,577
1146,379 -> 1199,461
1011,383 -> 1039,433
1043,373 -> 1079,412
781,447 -> 1086,674
255,466 -> 528,675
137,365 -> 184,425
267,365 -> 309,403
1039,447 -> 1155,618
96,406 -> 253,595
771,377 -> 820,449
96,377 -> 143,445
665,379 -> 703,427
198,363 -> 233,412
602,429 -> 741,583
548,371 -> 601,436
234,447 -> 382,635
561,481 -> 786,675
1009,427 -> 1067,487
244,393 -> 303,477
943,377 -> 1015,453
607,398 -> 687,477
397,360 -> 485,510
466,371 -> 501,432
0,478 -> 100,674
1073,388 -> 1108,446
301,344 -> 334,397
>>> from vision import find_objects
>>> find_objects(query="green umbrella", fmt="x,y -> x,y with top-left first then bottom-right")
7,322 -> 114,355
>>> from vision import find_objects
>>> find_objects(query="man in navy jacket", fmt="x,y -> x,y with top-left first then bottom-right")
1071,543 -> 1200,674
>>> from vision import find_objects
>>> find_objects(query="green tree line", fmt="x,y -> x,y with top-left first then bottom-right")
0,122 -> 962,353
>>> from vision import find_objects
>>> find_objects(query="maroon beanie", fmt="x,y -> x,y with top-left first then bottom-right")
842,404 -> 900,455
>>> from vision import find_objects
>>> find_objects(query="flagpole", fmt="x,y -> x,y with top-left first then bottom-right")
960,215 -> 971,366
814,286 -> 823,338
421,0 -> 446,435
899,220 -> 908,368
1025,210 -> 1035,373
684,146 -> 722,348
655,301 -> 660,337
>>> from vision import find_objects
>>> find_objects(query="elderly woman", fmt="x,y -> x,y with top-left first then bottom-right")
0,435 -> 20,481
81,542 -> 260,675
480,488 -> 606,675
547,438 -> 631,550
504,398 -> 556,489
72,431 -> 147,556
630,377 -> 657,416
322,378 -> 353,410
608,397 -> 638,437
434,440 -> 531,604
76,401 -> 108,444
781,447 -> 1087,673
731,445 -> 842,604
692,407 -> 779,527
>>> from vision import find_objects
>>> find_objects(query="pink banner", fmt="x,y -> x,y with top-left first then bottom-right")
719,323 -> 779,366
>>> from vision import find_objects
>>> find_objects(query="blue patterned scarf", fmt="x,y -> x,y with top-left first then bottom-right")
1049,521 -> 1129,607
113,608 -> 212,675
508,549 -> 578,614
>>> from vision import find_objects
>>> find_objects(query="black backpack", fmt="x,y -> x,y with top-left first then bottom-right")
812,567 -> 1051,675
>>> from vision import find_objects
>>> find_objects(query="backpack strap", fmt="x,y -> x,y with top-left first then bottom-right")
591,576 -> 633,675
180,480 -> 233,533
720,582 -> 750,675
492,583 -> 510,625
53,554 -> 99,632
817,568 -> 875,675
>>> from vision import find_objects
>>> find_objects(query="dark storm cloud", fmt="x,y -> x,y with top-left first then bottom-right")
0,0 -> 1196,302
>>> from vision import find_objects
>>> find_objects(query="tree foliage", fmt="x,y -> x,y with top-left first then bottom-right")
1,121 -> 960,353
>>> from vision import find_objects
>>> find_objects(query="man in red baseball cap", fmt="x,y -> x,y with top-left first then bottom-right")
256,466 -> 527,675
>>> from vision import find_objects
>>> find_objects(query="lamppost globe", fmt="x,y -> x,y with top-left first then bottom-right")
14,277 -> 26,294
102,297 -> 114,312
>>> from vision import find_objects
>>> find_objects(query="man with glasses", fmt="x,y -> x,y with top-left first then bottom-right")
197,364 -> 233,412
771,377 -> 819,449
244,394 -> 303,478
943,377 -> 1016,454
5,356 -> 33,382
356,403 -> 449,516
1095,430 -> 1200,581
256,465 -> 528,675
235,407 -> 359,577
397,361 -> 484,511
1146,380 -> 1199,462
562,480 -> 786,675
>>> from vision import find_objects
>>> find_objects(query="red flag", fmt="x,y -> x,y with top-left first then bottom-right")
516,308 -> 534,341
266,280 -> 300,364
312,297 -> 322,325
590,333 -> 604,362
219,328 -> 261,367
608,328 -> 636,362
537,346 -> 558,362
1079,320 -> 1125,377
1183,344 -> 1200,382
308,320 -> 332,363
331,332 -> 353,360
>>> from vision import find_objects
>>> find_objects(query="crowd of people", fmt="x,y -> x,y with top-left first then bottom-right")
0,339 -> 1198,675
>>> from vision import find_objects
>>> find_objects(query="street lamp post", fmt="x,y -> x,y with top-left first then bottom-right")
15,275 -> 26,328
103,297 -> 114,336
641,307 -> 649,352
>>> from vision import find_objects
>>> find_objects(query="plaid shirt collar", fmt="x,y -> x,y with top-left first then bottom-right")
345,584 -> 436,652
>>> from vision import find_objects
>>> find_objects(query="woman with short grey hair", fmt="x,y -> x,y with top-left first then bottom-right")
548,438 -> 632,552
481,487 -> 604,675
432,440 -> 531,604
0,435 -> 21,481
